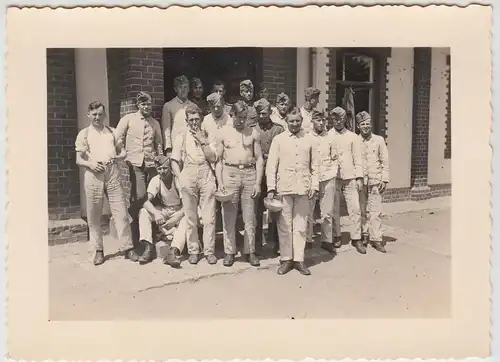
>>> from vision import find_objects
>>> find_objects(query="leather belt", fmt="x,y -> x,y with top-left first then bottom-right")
224,162 -> 256,170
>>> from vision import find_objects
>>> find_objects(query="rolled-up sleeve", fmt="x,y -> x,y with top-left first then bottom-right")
266,137 -> 280,191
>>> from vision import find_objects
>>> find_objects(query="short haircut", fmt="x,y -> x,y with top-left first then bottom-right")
185,103 -> 202,118
286,107 -> 303,121
191,77 -> 203,88
212,80 -> 225,89
88,101 -> 106,112
232,100 -> 249,118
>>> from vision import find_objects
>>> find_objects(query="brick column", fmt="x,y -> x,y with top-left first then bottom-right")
410,48 -> 432,200
106,48 -> 165,209
262,48 -> 297,106
47,49 -> 81,220
326,48 -> 337,111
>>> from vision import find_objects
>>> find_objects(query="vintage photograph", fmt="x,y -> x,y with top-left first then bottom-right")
48,46 -> 452,320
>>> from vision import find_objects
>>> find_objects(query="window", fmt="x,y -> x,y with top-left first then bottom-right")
335,52 -> 375,133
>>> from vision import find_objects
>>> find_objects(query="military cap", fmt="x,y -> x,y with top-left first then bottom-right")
174,75 -> 189,87
355,111 -> 372,124
154,155 -> 171,168
254,98 -> 271,113
330,106 -> 347,118
240,79 -> 254,91
191,77 -> 203,87
276,92 -> 291,104
136,91 -> 152,103
312,109 -> 325,120
304,87 -> 321,100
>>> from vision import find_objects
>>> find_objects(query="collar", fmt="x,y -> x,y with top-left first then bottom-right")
258,121 -> 274,131
89,123 -> 107,133
136,111 -> 152,122
361,133 -> 373,141
175,96 -> 188,104
312,130 -> 327,137
301,105 -> 313,114
333,127 -> 348,135
287,129 -> 304,138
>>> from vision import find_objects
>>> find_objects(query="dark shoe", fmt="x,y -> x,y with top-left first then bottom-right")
362,234 -> 370,247
321,242 -> 336,254
294,261 -> 311,276
333,236 -> 342,248
125,248 -> 140,262
163,247 -> 181,268
371,241 -> 387,253
306,243 -> 313,250
138,240 -> 154,264
93,251 -> 105,266
353,240 -> 367,254
188,254 -> 200,265
223,254 -> 235,267
277,260 -> 294,275
247,253 -> 260,267
206,254 -> 218,265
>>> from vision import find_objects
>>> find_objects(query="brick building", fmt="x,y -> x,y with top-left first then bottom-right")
47,47 -> 451,227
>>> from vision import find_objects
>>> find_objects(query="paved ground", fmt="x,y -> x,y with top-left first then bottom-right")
49,197 -> 450,320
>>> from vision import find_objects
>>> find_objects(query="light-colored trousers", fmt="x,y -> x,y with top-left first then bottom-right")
307,177 -> 336,244
278,194 -> 309,262
333,178 -> 362,240
179,163 -> 216,255
359,184 -> 383,241
84,163 -> 133,253
138,204 -> 188,251
221,166 -> 257,255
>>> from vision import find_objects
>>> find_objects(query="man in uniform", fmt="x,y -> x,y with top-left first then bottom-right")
202,92 -> 234,140
254,98 -> 284,256
171,104 -> 218,265
270,92 -> 291,129
162,75 -> 194,156
239,79 -> 258,127
329,107 -> 364,253
306,110 -> 338,254
75,101 -> 137,265
266,107 -> 319,276
212,80 -> 233,114
190,77 -> 209,117
215,100 -> 264,267
357,111 -> 390,253
138,155 -> 187,266
258,84 -> 278,116
114,91 -> 163,254
300,87 -> 321,133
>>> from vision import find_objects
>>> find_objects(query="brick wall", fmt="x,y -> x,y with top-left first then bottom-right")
262,48 -> 297,106
326,48 -> 337,111
106,48 -> 165,207
410,48 -> 432,195
47,49 -> 81,220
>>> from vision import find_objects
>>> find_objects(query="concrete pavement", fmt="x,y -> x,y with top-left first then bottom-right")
49,196 -> 451,320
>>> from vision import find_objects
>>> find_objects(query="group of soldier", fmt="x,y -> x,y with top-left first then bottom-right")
75,74 -> 390,276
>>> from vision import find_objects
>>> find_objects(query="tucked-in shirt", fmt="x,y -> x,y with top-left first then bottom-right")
162,97 -> 194,151
114,111 -> 163,168
270,112 -> 288,129
310,130 -> 339,182
255,122 -> 284,161
202,112 -> 234,141
147,174 -> 182,207
329,127 -> 363,180
266,130 -> 319,196
171,130 -> 215,166
359,133 -> 390,186
75,125 -> 116,163
300,106 -> 314,133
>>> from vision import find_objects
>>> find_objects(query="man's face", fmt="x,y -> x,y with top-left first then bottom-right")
332,114 -> 346,131
259,89 -> 269,100
257,107 -> 271,125
192,83 -> 204,99
276,101 -> 290,115
186,112 -> 202,131
157,162 -> 172,177
358,119 -> 372,137
175,83 -> 190,100
137,99 -> 152,117
287,115 -> 303,134
209,99 -> 224,118
87,106 -> 105,127
312,116 -> 326,133
233,111 -> 248,129
309,96 -> 319,109
241,88 -> 253,102
213,85 -> 226,97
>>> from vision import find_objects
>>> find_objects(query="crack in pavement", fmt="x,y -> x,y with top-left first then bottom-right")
137,264 -> 275,292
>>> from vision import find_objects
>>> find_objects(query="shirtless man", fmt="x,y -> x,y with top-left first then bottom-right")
215,100 -> 264,267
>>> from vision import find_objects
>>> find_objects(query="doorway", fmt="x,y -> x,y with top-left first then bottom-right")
163,48 -> 263,104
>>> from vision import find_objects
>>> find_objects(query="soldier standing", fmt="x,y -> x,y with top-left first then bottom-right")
270,92 -> 291,129
299,87 -> 321,133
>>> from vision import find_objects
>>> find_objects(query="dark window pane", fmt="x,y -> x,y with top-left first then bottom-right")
343,54 -> 374,82
335,84 -> 372,133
